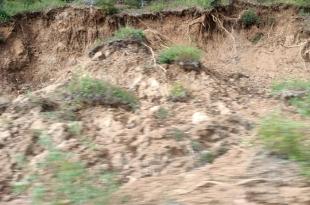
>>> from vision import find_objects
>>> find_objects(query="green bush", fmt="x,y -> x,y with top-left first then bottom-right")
113,26 -> 145,41
158,45 -> 202,64
259,114 -> 310,177
168,83 -> 189,102
67,75 -> 139,111
13,134 -> 119,205
241,10 -> 259,27
0,9 -> 10,22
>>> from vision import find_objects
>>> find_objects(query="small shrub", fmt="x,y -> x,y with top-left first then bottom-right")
154,107 -> 169,120
113,27 -> 145,41
198,151 -> 215,165
158,45 -> 202,64
168,83 -> 189,102
67,75 -> 139,111
191,140 -> 204,152
259,114 -> 310,177
0,9 -> 10,22
166,128 -> 187,141
67,121 -> 82,136
241,10 -> 259,27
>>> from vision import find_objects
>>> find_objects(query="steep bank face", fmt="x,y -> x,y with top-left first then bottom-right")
0,2 -> 310,205
0,3 -> 309,93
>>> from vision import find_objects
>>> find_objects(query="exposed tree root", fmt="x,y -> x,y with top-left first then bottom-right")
141,42 -> 167,73
211,14 -> 237,59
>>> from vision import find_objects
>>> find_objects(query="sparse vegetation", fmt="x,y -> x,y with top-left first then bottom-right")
198,151 -> 215,165
250,32 -> 264,44
166,128 -> 187,141
191,140 -> 204,152
241,10 -> 260,27
147,0 -> 214,11
154,107 -> 169,120
158,45 -> 202,64
259,114 -> 310,177
95,0 -> 119,14
168,83 -> 189,102
272,80 -> 310,116
67,75 -> 139,111
113,26 -> 145,41
13,134 -> 119,204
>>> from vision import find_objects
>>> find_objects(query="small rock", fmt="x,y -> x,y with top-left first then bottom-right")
192,112 -> 209,124
91,51 -> 106,61
177,60 -> 201,71
30,119 -> 46,131
0,96 -> 11,113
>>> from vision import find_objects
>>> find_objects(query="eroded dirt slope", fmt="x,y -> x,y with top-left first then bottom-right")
0,2 -> 310,205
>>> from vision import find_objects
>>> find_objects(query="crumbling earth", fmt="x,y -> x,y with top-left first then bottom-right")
0,2 -> 310,205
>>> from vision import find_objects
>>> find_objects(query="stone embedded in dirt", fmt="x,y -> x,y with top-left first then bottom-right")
278,90 -> 308,101
0,96 -> 11,113
177,60 -> 201,71
91,51 -> 106,61
192,112 -> 209,124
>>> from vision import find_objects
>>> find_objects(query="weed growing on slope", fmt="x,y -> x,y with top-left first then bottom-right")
272,80 -> 310,116
158,45 -> 202,64
165,128 -> 187,141
168,83 -> 189,102
259,114 -> 310,177
13,134 -> 119,204
154,107 -> 169,121
113,27 -> 145,41
67,75 -> 139,111
198,151 -> 215,165
241,10 -> 260,27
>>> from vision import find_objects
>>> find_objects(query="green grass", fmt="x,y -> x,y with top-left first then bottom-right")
67,75 -> 139,111
272,80 -> 310,116
2,0 -> 68,16
259,114 -> 310,177
168,83 -> 189,102
272,80 -> 310,94
147,0 -> 214,11
158,45 -> 202,64
113,26 -> 145,41
13,134 -> 119,205
154,107 -> 169,120
256,0 -> 310,6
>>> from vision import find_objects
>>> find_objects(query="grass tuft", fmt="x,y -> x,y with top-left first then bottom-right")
168,83 -> 189,102
259,114 -> 310,177
158,45 -> 202,64
113,26 -> 145,41
67,75 -> 139,111
13,133 -> 119,204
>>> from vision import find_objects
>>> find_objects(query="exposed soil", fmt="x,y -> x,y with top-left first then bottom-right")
0,1 -> 309,205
